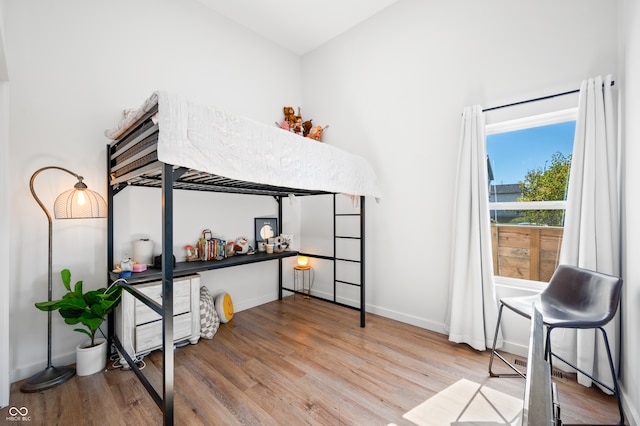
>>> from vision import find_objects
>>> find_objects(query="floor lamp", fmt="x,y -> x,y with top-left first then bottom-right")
20,166 -> 107,393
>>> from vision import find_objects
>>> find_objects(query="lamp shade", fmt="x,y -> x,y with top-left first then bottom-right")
53,179 -> 107,219
297,255 -> 309,267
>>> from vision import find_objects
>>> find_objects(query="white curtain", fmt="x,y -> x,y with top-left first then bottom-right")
446,105 -> 501,351
557,74 -> 619,391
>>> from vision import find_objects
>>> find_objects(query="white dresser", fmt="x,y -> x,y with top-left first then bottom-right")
114,274 -> 201,364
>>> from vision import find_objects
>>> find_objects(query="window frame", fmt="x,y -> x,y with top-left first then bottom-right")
486,107 -> 577,289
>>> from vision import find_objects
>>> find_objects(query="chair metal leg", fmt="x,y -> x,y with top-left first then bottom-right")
545,325 -> 553,373
488,303 -> 526,378
597,327 -> 625,426
547,327 -> 625,425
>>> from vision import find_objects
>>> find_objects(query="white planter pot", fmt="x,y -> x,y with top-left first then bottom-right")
76,338 -> 107,376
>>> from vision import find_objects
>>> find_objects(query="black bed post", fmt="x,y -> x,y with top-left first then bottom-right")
106,145 -> 115,346
278,196 -> 283,300
360,196 -> 365,328
161,162 -> 175,425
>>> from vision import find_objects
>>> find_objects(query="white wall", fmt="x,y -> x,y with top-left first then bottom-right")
0,0 -> 9,408
622,0 -> 640,423
302,0 -> 619,335
5,0 -> 302,383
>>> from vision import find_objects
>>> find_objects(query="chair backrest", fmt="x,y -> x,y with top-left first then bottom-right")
541,265 -> 623,327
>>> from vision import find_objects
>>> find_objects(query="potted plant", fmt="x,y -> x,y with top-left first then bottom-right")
35,269 -> 122,376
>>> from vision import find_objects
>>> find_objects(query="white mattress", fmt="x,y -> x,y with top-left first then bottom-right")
106,91 -> 381,200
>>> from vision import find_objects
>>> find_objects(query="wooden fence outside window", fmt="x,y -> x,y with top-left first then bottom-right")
491,224 -> 563,282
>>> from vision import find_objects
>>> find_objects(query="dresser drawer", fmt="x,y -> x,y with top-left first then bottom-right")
135,313 -> 192,353
135,278 -> 191,325
114,274 -> 201,363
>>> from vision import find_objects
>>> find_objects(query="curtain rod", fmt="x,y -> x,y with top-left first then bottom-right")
482,80 -> 615,112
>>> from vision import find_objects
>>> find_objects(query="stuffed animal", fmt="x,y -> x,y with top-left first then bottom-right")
277,106 -> 328,139
302,120 -> 313,137
292,116 -> 304,135
278,119 -> 290,131
283,106 -> 296,127
307,125 -> 329,141
233,237 -> 250,255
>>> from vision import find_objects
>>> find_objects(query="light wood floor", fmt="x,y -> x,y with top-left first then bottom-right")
4,296 -> 620,425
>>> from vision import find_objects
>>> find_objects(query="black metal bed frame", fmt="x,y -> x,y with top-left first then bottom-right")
106,110 -> 366,425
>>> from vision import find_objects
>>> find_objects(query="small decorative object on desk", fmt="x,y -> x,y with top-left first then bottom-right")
133,238 -> 154,266
113,257 -> 134,278
232,236 -> 254,255
132,263 -> 147,273
281,234 -> 293,249
273,235 -> 287,253
120,257 -> 133,272
225,241 -> 236,257
185,245 -> 199,262
255,217 -> 278,252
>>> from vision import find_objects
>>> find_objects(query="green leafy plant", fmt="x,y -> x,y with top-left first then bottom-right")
35,269 -> 122,347
518,151 -> 571,226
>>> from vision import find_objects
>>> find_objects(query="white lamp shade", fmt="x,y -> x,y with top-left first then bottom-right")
53,187 -> 107,219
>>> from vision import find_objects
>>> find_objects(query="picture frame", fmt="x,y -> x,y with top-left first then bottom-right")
254,217 -> 278,252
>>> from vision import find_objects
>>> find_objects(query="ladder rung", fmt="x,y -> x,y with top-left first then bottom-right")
335,257 -> 360,263
336,279 -> 361,287
336,236 -> 361,240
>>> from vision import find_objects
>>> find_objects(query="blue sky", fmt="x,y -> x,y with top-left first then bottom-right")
486,121 -> 575,185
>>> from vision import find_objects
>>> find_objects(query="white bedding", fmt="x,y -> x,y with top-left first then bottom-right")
106,91 -> 381,200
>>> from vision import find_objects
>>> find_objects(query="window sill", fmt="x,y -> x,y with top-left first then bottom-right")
494,275 -> 547,293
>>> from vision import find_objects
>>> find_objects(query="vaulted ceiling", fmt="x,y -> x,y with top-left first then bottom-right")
196,0 -> 400,55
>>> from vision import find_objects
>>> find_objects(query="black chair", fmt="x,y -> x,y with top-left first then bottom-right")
488,264 -> 624,425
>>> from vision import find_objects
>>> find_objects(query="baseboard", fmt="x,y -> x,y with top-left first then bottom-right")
622,390 -> 639,426
366,303 -> 447,334
499,340 -> 528,359
11,351 -> 76,384
233,292 -> 280,313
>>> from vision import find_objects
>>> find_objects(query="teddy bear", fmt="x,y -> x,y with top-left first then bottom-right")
277,106 -> 298,131
283,106 -> 296,127
302,120 -> 313,137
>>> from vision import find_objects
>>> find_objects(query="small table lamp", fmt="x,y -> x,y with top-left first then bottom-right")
296,255 -> 310,269
293,255 -> 312,299
20,166 -> 107,393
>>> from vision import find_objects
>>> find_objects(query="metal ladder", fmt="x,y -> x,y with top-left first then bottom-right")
333,194 -> 365,326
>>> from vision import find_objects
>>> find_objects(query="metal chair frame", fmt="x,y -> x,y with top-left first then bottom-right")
488,265 -> 625,425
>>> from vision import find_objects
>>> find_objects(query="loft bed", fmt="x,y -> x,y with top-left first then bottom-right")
105,91 -> 381,425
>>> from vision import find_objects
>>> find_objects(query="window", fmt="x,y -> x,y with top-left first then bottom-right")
486,108 -> 576,284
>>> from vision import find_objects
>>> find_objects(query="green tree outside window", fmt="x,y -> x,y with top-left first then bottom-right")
517,152 -> 571,226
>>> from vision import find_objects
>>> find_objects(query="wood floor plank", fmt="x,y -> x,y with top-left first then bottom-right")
3,296 -> 621,425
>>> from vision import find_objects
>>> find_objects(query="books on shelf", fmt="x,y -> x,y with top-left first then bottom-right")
198,229 -> 226,261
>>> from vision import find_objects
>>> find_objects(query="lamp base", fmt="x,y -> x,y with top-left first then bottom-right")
20,365 -> 76,393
